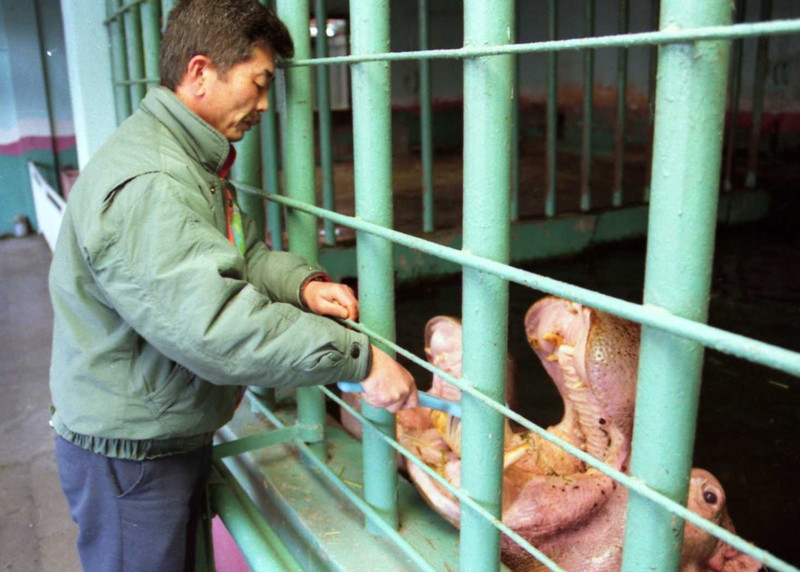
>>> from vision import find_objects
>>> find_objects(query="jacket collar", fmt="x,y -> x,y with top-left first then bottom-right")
140,87 -> 233,176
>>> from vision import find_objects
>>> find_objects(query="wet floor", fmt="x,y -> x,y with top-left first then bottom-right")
393,186 -> 800,567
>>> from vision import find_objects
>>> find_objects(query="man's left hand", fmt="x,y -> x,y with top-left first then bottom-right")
302,281 -> 359,320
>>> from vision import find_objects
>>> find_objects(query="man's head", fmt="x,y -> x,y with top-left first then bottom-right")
161,0 -> 294,141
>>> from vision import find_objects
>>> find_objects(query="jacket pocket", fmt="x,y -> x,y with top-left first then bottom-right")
144,361 -> 193,417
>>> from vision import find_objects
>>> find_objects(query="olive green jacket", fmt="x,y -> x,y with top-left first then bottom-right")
49,87 -> 370,459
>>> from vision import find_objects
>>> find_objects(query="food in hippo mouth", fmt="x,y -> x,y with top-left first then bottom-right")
394,297 -> 762,571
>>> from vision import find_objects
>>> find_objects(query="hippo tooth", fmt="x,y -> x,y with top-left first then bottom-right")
558,344 -> 576,357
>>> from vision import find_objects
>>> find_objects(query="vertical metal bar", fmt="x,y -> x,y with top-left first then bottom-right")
107,0 -> 131,123
275,0 -> 326,455
745,0 -> 772,189
510,4 -> 520,222
160,0 -> 177,23
32,0 -> 62,194
545,0 -> 558,218
621,0 -> 731,569
724,0 -> 747,191
350,0 -> 399,533
262,87 -> 284,251
419,0 -> 435,232
140,0 -> 161,89
580,0 -> 595,212
460,0 -> 513,569
315,0 -> 337,245
644,0 -> 659,203
232,128 -> 266,240
612,0 -> 629,208
123,2 -> 146,107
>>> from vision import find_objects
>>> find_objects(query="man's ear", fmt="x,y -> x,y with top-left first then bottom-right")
184,54 -> 214,96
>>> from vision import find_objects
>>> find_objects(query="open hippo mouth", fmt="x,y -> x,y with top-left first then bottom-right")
520,296 -> 640,475
397,297 -> 761,571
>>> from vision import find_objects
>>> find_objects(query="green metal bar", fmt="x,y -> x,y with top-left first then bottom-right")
545,0 -> 558,218
275,0 -> 326,455
281,19 -> 800,67
350,0 -> 399,534
242,393 -> 439,571
461,0 -> 514,569
330,319 -> 795,572
232,128 -> 266,240
644,0 -> 659,203
314,0 -> 337,246
613,0 -> 629,208
107,0 -> 132,123
419,0 -> 435,232
140,0 -> 160,89
212,426 -> 298,459
580,0 -> 595,212
209,461 -> 304,571
104,0 -> 152,24
745,0 -> 773,189
262,87 -> 284,251
160,0 -> 176,25
237,183 -> 800,378
622,0 -> 732,569
724,0 -> 747,192
511,6 -> 520,222
123,1 -> 146,107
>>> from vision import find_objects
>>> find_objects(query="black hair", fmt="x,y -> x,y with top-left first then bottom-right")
159,0 -> 294,90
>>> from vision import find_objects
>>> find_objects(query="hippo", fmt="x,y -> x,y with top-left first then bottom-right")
397,297 -> 761,571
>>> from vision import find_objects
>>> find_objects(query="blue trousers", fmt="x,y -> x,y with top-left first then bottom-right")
55,436 -> 212,572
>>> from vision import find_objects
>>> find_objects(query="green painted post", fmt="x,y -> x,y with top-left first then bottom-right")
419,0 -> 435,233
613,0 -> 629,208
724,0 -> 747,192
314,0 -> 337,246
621,1 -> 731,570
350,0 -> 400,533
262,88 -> 284,251
141,0 -> 161,89
276,0 -> 326,454
461,0 -> 513,569
511,6 -> 520,222
123,2 -> 146,107
232,128 -> 266,241
545,0 -> 558,218
745,0 -> 772,189
107,0 -> 131,123
160,0 -> 177,23
580,0 -> 595,212
644,0 -> 659,203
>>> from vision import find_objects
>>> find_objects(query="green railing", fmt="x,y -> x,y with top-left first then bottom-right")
103,1 -> 800,570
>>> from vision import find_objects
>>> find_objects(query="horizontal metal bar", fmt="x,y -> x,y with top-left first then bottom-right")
104,0 -> 150,24
209,461 -> 304,570
323,386 -> 563,571
213,426 -> 299,459
113,77 -> 160,86
282,20 -> 800,68
336,320 -> 794,572
233,182 -> 800,379
243,392 -> 437,572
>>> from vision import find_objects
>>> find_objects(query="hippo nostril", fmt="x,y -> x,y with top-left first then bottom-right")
703,491 -> 718,504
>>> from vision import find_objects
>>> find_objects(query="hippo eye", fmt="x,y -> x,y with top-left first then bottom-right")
598,418 -> 606,425
703,491 -> 718,504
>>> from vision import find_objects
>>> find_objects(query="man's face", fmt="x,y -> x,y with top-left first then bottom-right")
199,45 -> 276,142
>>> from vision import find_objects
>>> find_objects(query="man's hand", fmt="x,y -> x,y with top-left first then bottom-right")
360,345 -> 419,413
302,280 -> 359,320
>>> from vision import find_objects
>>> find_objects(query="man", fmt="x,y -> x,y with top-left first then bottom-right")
49,1 -> 417,570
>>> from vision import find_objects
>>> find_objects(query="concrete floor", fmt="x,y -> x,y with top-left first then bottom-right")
0,235 -> 80,572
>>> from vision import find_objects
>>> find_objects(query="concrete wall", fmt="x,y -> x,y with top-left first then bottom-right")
0,0 -> 76,235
